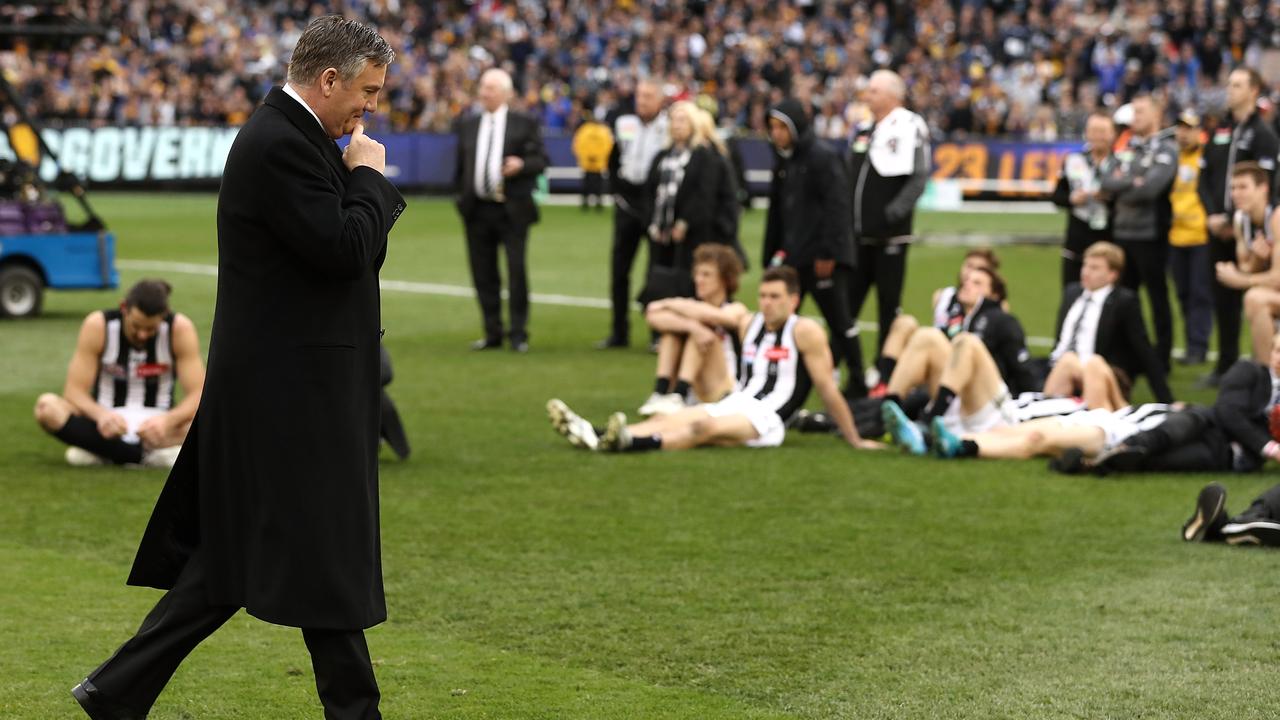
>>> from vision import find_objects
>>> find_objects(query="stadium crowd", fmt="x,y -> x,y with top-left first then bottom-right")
5,1 -> 1280,140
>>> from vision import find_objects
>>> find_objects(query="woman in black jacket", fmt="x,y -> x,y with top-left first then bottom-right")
643,101 -> 718,298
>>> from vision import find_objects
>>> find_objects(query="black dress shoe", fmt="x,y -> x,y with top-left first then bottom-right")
1091,443 -> 1148,476
512,340 -> 530,353
470,338 -> 502,351
1178,350 -> 1207,366
595,335 -> 628,349
72,679 -> 139,720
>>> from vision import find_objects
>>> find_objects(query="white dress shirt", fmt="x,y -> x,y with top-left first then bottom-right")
282,83 -> 325,133
1051,284 -> 1113,362
474,105 -> 508,200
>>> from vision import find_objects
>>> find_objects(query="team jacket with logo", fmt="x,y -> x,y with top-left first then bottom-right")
846,106 -> 931,241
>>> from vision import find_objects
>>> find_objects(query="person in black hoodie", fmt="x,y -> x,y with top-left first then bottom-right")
762,97 -> 865,398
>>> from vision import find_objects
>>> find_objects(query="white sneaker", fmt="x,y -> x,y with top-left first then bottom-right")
546,399 -> 599,450
65,447 -> 105,466
639,392 -> 686,416
600,412 -> 632,452
141,445 -> 182,469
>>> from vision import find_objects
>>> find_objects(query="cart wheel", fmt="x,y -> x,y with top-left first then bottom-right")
0,265 -> 44,318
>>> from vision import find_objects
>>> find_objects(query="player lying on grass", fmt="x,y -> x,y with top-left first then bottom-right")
548,266 -> 882,451
32,279 -> 203,468
896,402 -> 1172,464
1054,333 -> 1280,475
638,243 -> 749,417
870,247 -> 1002,396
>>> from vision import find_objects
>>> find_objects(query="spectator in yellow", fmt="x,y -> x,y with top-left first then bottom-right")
573,113 -> 613,212
1169,109 -> 1212,365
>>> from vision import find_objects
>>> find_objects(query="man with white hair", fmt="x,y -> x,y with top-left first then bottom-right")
453,67 -> 549,353
847,69 -> 931,368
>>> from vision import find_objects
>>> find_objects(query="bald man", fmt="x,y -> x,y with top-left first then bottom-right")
453,68 -> 549,353
847,69 -> 931,371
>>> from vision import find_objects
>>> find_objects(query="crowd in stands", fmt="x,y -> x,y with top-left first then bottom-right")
4,1 -> 1280,139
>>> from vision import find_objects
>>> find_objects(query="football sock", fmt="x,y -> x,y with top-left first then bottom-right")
959,440 -> 979,458
673,380 -> 691,398
924,386 -> 957,422
654,377 -> 671,394
54,415 -> 144,465
875,356 -> 897,383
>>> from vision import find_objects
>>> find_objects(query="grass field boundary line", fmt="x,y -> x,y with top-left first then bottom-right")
118,258 -> 1073,348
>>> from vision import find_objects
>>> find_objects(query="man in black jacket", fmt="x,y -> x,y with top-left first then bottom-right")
1197,67 -> 1280,385
1044,241 -> 1174,406
454,68 -> 549,353
598,79 -> 667,348
847,70 -> 931,361
73,16 -> 405,720
763,97 -> 865,397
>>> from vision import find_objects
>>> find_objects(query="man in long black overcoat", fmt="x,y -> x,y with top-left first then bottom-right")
71,16 -> 405,720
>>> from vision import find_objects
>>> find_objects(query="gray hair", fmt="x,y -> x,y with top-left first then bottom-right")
480,68 -> 514,94
868,69 -> 906,102
287,15 -> 395,86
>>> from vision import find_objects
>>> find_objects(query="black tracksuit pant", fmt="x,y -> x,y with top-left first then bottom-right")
607,208 -> 648,342
796,263 -> 866,397
84,549 -> 381,719
848,241 -> 909,360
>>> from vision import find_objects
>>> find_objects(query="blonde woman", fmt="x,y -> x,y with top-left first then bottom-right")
642,100 -> 719,296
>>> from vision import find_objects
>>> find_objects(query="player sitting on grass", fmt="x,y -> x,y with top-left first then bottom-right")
877,267 -> 1041,455
548,266 -> 882,451
870,247 -> 1001,396
638,243 -> 749,416
32,279 -> 204,468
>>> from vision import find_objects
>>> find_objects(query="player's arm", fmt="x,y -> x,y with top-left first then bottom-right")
658,298 -> 750,330
794,319 -> 879,449
166,313 -> 205,426
62,312 -> 125,434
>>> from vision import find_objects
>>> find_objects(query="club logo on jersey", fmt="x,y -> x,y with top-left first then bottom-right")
135,363 -> 172,378
764,346 -> 790,361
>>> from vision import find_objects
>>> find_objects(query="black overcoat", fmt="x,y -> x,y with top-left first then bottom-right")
127,87 -> 406,630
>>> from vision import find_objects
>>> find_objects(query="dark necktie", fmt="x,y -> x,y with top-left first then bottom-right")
1064,293 -> 1092,355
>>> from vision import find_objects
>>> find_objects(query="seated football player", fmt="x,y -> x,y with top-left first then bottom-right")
32,279 -> 204,468
547,266 -> 882,452
638,243 -> 749,416
871,247 -> 1001,395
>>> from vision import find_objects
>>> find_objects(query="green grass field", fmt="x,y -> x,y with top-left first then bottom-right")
2,195 -> 1277,719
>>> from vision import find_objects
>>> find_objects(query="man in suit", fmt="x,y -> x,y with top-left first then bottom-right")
1043,241 -> 1174,406
454,68 -> 548,353
71,16 -> 405,720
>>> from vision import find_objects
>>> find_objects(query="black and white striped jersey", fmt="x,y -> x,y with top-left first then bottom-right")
95,309 -> 177,410
738,313 -> 812,422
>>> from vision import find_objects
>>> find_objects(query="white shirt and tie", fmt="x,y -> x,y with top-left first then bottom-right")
474,104 -> 508,201
1051,284 -> 1114,362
